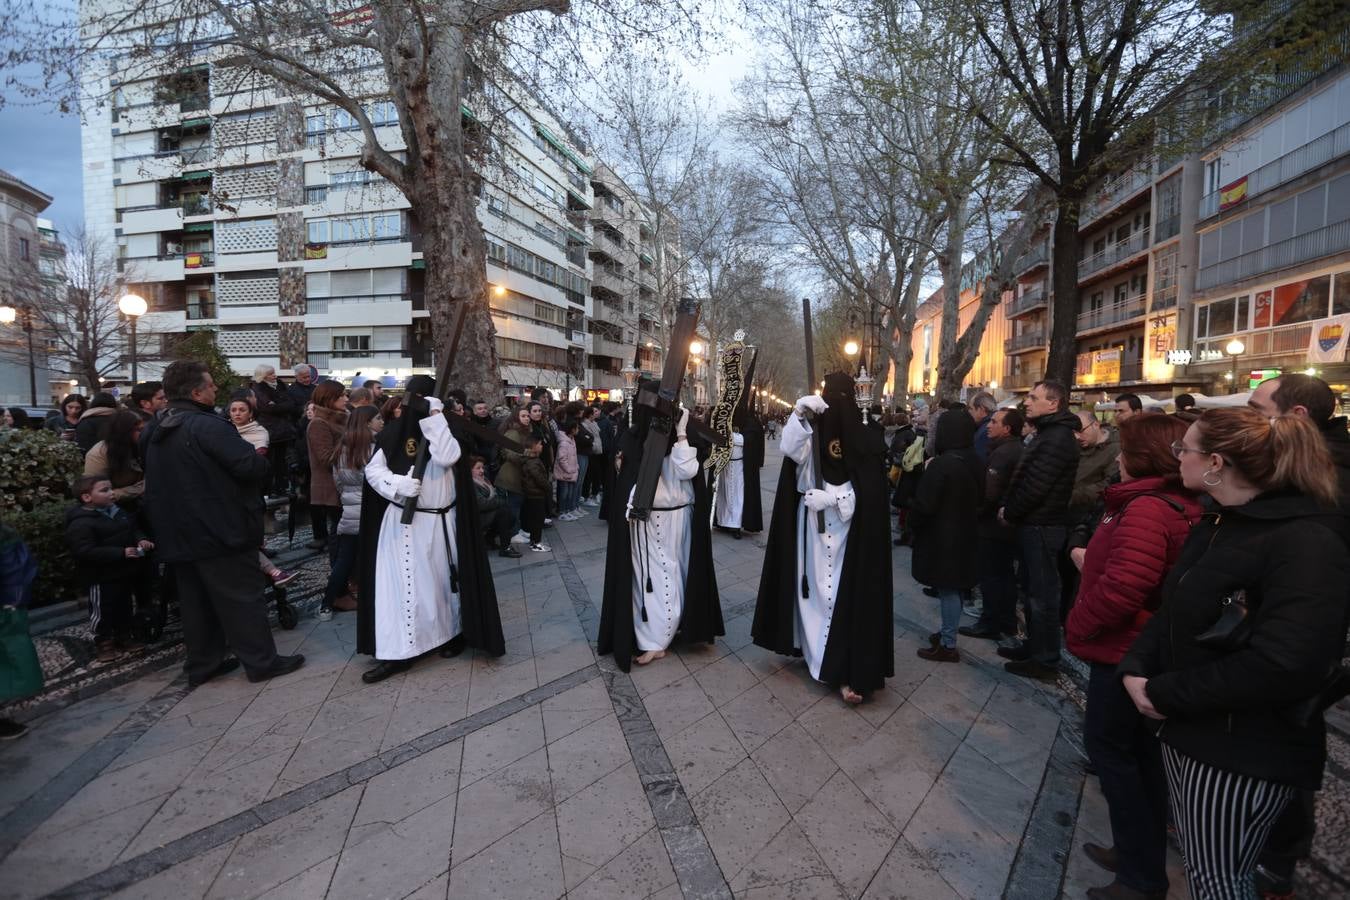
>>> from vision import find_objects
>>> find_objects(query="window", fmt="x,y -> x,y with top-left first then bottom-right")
18,238 -> 29,261
306,186 -> 327,203
332,108 -> 359,131
1253,276 -> 1331,328
372,214 -> 400,239
1195,295 -> 1250,338
369,101 -> 398,126
307,220 -> 329,244
333,334 -> 370,352
331,216 -> 370,243
1334,271 -> 1350,316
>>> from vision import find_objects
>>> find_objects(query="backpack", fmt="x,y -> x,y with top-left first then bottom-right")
902,435 -> 926,472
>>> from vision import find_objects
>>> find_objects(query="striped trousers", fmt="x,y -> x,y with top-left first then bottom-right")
1161,744 -> 1296,900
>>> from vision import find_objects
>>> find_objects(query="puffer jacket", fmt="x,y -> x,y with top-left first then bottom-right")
1065,477 -> 1201,665
334,464 -> 365,536
64,503 -> 145,586
1119,491 -> 1350,791
496,425 -> 532,494
1070,427 -> 1120,512
554,434 -> 578,481
1002,409 -> 1080,526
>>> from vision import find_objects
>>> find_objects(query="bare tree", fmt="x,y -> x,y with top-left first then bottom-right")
4,226 -> 157,391
2,0 -> 709,400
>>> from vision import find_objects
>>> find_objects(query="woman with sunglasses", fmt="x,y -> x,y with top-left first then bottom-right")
1119,408 -> 1349,899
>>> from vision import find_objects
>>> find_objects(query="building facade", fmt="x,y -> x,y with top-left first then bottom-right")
79,22 -> 670,400
0,169 -> 57,407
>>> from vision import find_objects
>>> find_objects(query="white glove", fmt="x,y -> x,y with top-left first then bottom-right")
795,395 -> 827,417
803,489 -> 834,512
676,406 -> 689,438
393,475 -> 422,498
625,485 -> 637,521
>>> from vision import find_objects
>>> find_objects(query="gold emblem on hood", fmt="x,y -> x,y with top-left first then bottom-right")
405,438 -> 418,457
828,438 -> 843,459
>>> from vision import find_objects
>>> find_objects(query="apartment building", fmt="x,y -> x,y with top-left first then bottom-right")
1183,65 -> 1350,394
0,169 -> 57,406
79,25 -> 671,400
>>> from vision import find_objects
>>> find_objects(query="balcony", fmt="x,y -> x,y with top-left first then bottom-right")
1200,122 -> 1350,220
1197,218 -> 1350,291
1151,284 -> 1178,311
1005,330 -> 1047,355
591,200 -> 623,233
1075,359 -> 1144,388
591,267 -> 626,298
1016,244 -> 1049,274
308,350 -> 411,368
1081,166 -> 1153,224
1008,284 -> 1048,317
1193,320 -> 1317,365
186,301 -> 216,320
1078,228 -> 1150,282
591,335 -> 630,359
306,293 -> 408,314
1003,365 -> 1046,390
183,250 -> 214,269
1077,294 -> 1147,334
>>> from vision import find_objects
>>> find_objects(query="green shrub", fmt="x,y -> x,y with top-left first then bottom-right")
1,428 -> 83,511
0,501 -> 76,607
0,429 -> 83,607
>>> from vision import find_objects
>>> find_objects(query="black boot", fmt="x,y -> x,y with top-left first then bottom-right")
439,634 -> 467,658
362,658 -> 412,683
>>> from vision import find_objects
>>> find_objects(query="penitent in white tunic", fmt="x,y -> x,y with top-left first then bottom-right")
781,414 -> 856,681
715,432 -> 746,529
630,442 -> 700,652
365,413 -> 462,661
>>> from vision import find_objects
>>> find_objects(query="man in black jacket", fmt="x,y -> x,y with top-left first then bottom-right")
962,408 -> 1024,641
144,361 -> 303,687
998,380 -> 1080,681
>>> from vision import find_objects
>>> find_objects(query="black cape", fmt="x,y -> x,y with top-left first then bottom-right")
751,416 -> 894,694
597,428 -> 723,672
740,417 -> 765,533
356,413 -> 505,659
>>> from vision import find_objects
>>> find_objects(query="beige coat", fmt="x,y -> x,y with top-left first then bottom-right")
83,440 -> 145,503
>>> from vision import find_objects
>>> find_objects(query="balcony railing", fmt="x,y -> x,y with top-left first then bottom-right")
307,293 -> 408,314
1003,366 -> 1046,390
1078,228 -> 1150,281
1077,294 -> 1147,333
1194,320 -> 1317,364
1016,244 -> 1049,273
1082,166 -> 1153,222
1009,284 -> 1048,317
1005,330 -> 1047,354
308,350 -> 410,368
1197,218 -> 1350,291
592,268 -> 626,296
1075,359 -> 1144,387
1200,121 -> 1350,220
184,250 -> 214,268
186,302 -> 216,320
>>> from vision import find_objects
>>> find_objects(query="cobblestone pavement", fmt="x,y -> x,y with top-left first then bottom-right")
0,444 -> 1343,899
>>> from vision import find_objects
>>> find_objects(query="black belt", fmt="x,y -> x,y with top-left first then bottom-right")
390,499 -> 457,514
650,503 -> 691,512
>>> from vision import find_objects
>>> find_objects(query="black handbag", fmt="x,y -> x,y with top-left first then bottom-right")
1195,588 -> 1251,649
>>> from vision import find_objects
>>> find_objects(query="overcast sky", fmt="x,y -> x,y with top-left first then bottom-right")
0,103 -> 84,232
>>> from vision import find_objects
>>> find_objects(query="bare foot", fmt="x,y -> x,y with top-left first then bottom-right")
635,650 -> 667,666
839,685 -> 863,705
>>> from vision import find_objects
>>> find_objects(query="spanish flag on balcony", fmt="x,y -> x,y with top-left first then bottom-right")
304,243 -> 328,260
1218,176 -> 1248,211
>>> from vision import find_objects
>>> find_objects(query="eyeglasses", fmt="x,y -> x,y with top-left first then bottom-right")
1169,440 -> 1206,458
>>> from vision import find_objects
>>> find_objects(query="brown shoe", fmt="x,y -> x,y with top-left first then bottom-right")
332,594 -> 358,612
916,645 -> 960,663
1084,843 -> 1119,873
95,640 -> 121,663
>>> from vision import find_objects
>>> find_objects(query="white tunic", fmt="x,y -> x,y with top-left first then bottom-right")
365,414 -> 462,660
714,433 -> 745,529
781,414 -> 856,681
629,442 -> 700,652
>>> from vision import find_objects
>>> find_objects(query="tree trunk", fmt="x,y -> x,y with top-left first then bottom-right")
934,193 -> 970,405
1046,198 -> 1084,387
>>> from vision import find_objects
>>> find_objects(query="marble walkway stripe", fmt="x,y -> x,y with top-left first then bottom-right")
43,663 -> 601,900
552,531 -> 733,900
1002,724 -> 1088,900
0,673 -> 193,863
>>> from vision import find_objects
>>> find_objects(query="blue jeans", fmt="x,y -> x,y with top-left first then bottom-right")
504,490 -> 524,535
936,589 -> 963,649
1018,524 -> 1066,664
557,479 -> 579,514
575,456 -> 589,502
1085,662 -> 1170,894
323,534 -> 359,609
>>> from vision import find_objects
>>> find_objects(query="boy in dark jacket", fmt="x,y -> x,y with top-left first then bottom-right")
65,475 -> 155,662
521,435 -> 551,552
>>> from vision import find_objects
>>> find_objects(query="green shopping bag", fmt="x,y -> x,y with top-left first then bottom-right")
0,607 -> 43,703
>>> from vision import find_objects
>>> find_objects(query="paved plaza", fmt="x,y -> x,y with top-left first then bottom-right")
0,444 -> 1272,900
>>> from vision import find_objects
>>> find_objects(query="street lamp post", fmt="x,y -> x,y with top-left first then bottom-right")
1225,338 -> 1246,395
118,293 -> 148,384
0,303 -> 38,405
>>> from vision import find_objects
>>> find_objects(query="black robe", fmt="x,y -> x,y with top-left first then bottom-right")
597,428 -> 723,672
740,418 -> 765,533
751,422 -> 894,694
355,424 -> 506,659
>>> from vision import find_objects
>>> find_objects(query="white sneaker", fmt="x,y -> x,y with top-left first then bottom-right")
318,608 -> 334,622
530,542 -> 551,552
558,511 -> 576,522
510,531 -> 530,544
585,497 -> 601,507
544,518 -> 554,526
572,508 -> 588,518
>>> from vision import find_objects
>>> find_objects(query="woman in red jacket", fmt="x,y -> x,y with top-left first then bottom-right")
1066,414 -> 1201,900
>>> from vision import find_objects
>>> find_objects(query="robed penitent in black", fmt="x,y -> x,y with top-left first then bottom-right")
356,386 -> 505,659
751,388 -> 894,694
737,408 -> 765,533
598,420 -> 723,672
